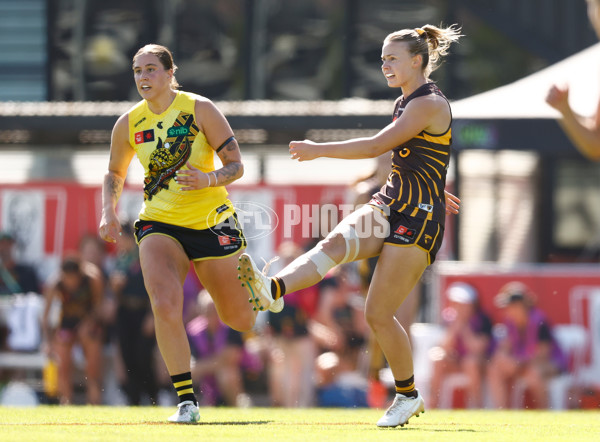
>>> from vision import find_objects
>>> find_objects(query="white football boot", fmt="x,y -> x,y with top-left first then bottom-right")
167,400 -> 200,424
238,253 -> 284,313
377,391 -> 425,428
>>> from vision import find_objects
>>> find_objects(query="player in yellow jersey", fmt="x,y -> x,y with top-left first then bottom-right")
98,44 -> 281,423
238,25 -> 462,427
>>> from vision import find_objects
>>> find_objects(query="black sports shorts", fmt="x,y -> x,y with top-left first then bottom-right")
134,214 -> 246,261
370,203 -> 444,265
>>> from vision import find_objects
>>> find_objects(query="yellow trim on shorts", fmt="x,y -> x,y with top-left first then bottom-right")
136,231 -> 184,250
382,242 -> 431,266
191,244 -> 247,262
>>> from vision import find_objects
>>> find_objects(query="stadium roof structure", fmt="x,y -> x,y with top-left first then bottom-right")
451,41 -> 600,120
0,43 -> 598,152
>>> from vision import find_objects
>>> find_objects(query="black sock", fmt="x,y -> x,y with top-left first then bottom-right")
395,375 -> 418,398
171,372 -> 197,405
271,276 -> 286,300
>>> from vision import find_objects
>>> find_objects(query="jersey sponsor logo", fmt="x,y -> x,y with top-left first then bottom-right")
167,125 -> 190,137
394,225 -> 416,243
418,203 -> 433,213
218,235 -> 238,247
135,129 -> 155,144
134,116 -> 146,128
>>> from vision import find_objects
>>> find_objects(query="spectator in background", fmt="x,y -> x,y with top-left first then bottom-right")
428,283 -> 494,409
187,290 -> 258,407
488,282 -> 567,409
546,0 -> 600,160
79,233 -> 109,279
267,241 -> 319,407
42,255 -> 105,404
0,231 -> 40,295
313,266 -> 369,408
109,224 -> 157,405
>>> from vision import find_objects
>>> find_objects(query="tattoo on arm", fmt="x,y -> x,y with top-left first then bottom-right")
213,138 -> 243,186
214,162 -> 242,186
103,172 -> 125,208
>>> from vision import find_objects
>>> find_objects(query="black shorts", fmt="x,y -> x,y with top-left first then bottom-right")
371,205 -> 444,265
134,215 -> 246,261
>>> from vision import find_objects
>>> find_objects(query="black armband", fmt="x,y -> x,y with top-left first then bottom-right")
216,136 -> 236,153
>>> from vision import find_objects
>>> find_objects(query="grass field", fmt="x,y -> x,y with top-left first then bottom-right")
1,406 -> 599,441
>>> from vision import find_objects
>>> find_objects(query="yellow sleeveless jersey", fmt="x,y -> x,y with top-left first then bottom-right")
127,91 -> 234,230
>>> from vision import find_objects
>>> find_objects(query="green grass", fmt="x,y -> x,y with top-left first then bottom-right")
0,406 -> 599,441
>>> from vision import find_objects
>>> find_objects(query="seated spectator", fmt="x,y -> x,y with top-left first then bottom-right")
429,282 -> 494,409
109,224 -> 157,405
488,282 -> 567,409
187,290 -> 259,407
42,255 -> 105,404
267,241 -> 319,408
0,231 -> 40,295
315,351 -> 368,408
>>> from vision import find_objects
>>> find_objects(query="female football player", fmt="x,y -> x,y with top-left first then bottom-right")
99,44 -> 281,423
238,24 -> 462,427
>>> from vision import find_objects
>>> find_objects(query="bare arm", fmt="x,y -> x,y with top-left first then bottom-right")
85,263 -> 105,313
289,96 -> 449,161
546,84 -> 600,161
99,114 -> 135,242
175,99 -> 244,190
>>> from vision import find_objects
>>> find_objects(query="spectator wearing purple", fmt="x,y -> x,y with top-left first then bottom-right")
488,282 -> 567,409
429,283 -> 494,408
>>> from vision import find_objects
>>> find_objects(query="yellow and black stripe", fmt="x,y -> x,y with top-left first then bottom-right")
373,82 -> 451,225
171,372 -> 196,404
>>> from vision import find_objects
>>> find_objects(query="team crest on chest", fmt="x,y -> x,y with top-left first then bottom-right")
143,112 -> 199,200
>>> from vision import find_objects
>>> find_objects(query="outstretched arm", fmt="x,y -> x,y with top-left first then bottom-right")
546,84 -> 600,161
289,97 -> 447,161
99,114 -> 135,243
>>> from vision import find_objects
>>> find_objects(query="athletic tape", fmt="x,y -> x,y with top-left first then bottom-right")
305,248 -> 337,278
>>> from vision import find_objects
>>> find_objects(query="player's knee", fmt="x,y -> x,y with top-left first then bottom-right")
319,233 -> 347,264
364,303 -> 389,332
147,284 -> 183,323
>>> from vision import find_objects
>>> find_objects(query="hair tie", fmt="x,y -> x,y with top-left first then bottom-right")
415,28 -> 426,37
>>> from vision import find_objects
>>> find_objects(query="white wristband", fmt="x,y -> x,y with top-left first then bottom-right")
211,171 -> 217,187
206,173 -> 212,188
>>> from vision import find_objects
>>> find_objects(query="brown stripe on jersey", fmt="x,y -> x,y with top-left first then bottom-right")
373,82 -> 452,224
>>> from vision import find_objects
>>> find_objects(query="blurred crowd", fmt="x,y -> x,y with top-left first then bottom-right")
0,151 -> 596,409
0,219 -> 591,410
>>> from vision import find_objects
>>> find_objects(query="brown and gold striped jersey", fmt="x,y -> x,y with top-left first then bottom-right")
373,82 -> 451,224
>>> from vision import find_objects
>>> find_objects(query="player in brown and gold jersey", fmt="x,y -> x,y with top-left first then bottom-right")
238,24 -> 462,427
